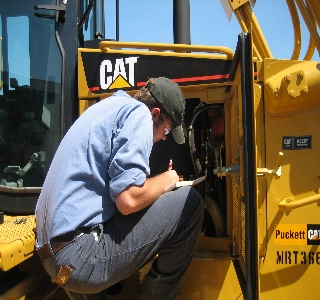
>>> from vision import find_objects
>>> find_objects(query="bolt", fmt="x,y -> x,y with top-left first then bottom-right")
302,86 -> 308,93
289,90 -> 295,97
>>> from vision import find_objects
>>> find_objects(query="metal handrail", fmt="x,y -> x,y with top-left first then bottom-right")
303,0 -> 317,60
286,0 -> 301,60
99,41 -> 234,59
308,0 -> 320,29
242,2 -> 273,59
234,2 -> 272,60
295,0 -> 320,56
278,193 -> 320,212
234,8 -> 262,61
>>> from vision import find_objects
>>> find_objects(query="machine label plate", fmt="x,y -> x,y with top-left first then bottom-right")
282,135 -> 312,150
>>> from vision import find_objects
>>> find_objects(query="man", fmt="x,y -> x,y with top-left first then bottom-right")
35,77 -> 204,300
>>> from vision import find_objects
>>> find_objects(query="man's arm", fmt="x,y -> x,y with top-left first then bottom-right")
115,170 -> 179,215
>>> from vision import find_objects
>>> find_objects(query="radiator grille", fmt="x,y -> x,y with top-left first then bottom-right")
230,82 -> 246,265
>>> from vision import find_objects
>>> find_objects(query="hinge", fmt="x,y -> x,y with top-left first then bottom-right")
34,4 -> 66,22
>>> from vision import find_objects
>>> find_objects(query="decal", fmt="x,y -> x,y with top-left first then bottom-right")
276,250 -> 320,265
99,57 -> 138,90
282,135 -> 312,150
274,224 -> 306,245
307,224 -> 320,245
80,52 -> 232,94
274,224 -> 320,246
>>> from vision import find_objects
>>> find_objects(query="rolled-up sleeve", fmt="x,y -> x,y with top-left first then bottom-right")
109,104 -> 153,201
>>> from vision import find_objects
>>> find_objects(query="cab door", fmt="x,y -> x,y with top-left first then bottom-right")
0,1 -> 78,202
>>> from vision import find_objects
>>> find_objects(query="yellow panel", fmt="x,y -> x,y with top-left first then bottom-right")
264,59 -> 320,116
260,57 -> 320,298
179,259 -> 243,300
77,48 -> 97,100
79,99 -> 98,116
92,256 -> 242,300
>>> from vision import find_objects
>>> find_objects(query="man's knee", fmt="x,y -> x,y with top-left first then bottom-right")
156,186 -> 203,221
188,186 -> 203,204
183,186 -> 203,208
176,186 -> 204,220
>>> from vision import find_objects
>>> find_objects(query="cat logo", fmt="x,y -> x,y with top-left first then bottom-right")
307,224 -> 320,245
283,138 -> 292,146
100,56 -> 139,90
308,229 -> 320,240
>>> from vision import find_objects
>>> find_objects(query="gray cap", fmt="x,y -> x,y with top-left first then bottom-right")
146,77 -> 186,144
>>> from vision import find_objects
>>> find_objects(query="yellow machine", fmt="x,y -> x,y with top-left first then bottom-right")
0,1 -> 319,299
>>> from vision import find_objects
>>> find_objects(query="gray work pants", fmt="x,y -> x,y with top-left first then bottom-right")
42,186 -> 204,300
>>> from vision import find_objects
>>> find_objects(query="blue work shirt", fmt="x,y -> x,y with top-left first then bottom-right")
35,91 -> 153,246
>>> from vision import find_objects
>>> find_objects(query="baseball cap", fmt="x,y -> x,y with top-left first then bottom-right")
146,77 -> 186,144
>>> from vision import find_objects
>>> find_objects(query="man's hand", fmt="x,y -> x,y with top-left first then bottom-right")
115,170 -> 179,215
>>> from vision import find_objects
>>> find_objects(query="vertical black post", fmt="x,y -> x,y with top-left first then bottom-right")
173,0 -> 191,44
116,0 -> 119,41
94,0 -> 104,38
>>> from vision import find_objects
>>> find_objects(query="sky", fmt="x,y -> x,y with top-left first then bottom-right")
104,0 -> 319,61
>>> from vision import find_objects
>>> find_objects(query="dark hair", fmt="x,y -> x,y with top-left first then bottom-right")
133,78 -> 170,124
